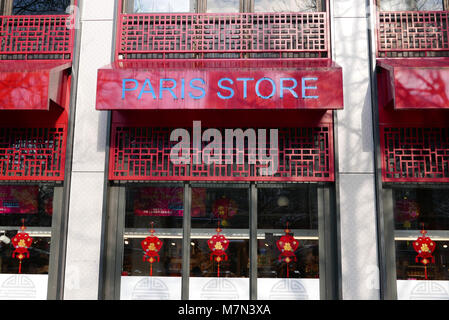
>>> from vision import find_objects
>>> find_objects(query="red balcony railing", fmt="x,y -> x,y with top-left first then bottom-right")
0,14 -> 74,60
116,12 -> 330,60
377,10 -> 449,57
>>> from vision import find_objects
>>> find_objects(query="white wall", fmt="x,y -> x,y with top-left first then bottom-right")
332,0 -> 380,299
63,0 -> 115,300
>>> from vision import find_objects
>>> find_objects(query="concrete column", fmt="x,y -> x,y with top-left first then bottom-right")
331,0 -> 380,299
63,0 -> 115,299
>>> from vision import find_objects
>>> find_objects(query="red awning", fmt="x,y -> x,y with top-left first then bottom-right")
96,59 -> 344,110
377,58 -> 449,110
0,61 -> 72,110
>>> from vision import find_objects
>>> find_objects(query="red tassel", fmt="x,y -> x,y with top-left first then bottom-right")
425,265 -> 427,280
286,262 -> 289,278
150,263 -> 153,277
18,260 -> 22,274
217,262 -> 220,278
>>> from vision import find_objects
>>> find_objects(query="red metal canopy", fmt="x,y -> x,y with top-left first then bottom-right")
0,61 -> 72,110
377,58 -> 449,110
96,59 -> 344,111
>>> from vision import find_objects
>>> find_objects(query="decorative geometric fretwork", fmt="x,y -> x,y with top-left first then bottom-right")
118,12 -> 329,60
110,126 -> 334,181
0,126 -> 66,180
0,15 -> 74,60
381,127 -> 449,182
377,11 -> 449,57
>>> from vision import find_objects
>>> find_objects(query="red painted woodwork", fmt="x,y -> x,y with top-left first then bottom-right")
116,12 -> 330,60
96,59 -> 343,110
376,9 -> 449,57
377,64 -> 449,183
0,14 -> 74,61
377,58 -> 449,110
0,61 -> 71,110
109,124 -> 334,182
0,11 -> 76,180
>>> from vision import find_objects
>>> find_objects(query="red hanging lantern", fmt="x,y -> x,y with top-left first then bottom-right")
413,227 -> 435,280
208,223 -> 229,277
11,219 -> 33,274
141,222 -> 163,276
212,196 -> 238,227
276,223 -> 299,278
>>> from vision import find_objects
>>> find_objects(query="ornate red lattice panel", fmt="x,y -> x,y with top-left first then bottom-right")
380,126 -> 449,182
377,10 -> 449,57
109,126 -> 334,181
0,126 -> 66,181
117,12 -> 329,60
0,15 -> 74,60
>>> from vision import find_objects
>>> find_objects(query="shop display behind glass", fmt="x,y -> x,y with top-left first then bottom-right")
393,188 -> 449,281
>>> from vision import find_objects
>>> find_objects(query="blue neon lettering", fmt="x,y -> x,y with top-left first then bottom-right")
122,79 -> 139,99
302,77 -> 319,99
217,78 -> 234,99
280,78 -> 298,99
137,78 -> 157,100
255,77 -> 276,100
189,78 -> 206,100
159,78 -> 178,99
236,78 -> 254,99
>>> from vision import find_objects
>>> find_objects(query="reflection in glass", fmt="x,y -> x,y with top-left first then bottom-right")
12,0 -> 71,15
190,187 -> 249,278
393,189 -> 449,230
129,0 -> 196,13
379,0 -> 443,11
207,0 -> 239,12
393,188 -> 449,281
257,186 -> 319,280
0,185 -> 53,274
254,0 -> 321,12
122,186 -> 184,278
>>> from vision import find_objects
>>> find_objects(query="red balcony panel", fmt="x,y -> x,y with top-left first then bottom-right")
377,10 -> 449,57
116,12 -> 330,60
96,59 -> 343,110
380,126 -> 449,182
377,58 -> 449,109
0,14 -> 74,60
109,125 -> 334,182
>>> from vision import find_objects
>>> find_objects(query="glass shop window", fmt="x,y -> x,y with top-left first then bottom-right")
393,188 -> 449,281
121,186 -> 184,300
253,0 -> 324,12
206,0 -> 240,12
256,185 -> 319,300
0,0 -> 72,15
0,185 -> 53,276
378,0 -> 445,11
122,0 -> 197,13
189,186 -> 249,299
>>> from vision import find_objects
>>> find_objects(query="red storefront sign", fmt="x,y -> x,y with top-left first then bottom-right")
96,59 -> 343,110
377,58 -> 449,110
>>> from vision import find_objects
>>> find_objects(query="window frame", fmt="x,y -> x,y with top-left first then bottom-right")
101,181 -> 338,300
1,0 -> 75,15
380,184 -> 449,299
120,0 -> 327,13
375,0 -> 449,11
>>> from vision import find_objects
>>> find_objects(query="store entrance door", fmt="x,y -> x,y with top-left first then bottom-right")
104,182 -> 336,300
